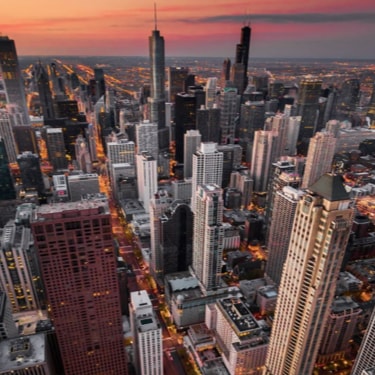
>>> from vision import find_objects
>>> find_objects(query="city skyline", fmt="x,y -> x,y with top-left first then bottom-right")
2,0 -> 375,59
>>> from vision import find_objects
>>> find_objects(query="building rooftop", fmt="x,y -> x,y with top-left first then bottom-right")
308,173 -> 350,201
218,297 -> 260,335
0,334 -> 47,372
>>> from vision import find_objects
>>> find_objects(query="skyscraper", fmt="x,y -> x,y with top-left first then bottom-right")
31,196 -> 128,375
0,110 -> 18,163
265,186 -> 304,286
250,130 -> 275,192
0,36 -> 29,125
34,62 -> 55,120
175,92 -> 197,163
192,184 -> 224,291
191,143 -> 223,212
136,152 -> 158,213
235,25 -> 251,92
130,290 -> 163,375
218,86 -> 238,144
265,174 -> 354,375
296,78 -> 322,144
0,137 -> 16,200
44,128 -> 67,171
150,190 -> 174,281
301,131 -> 336,189
148,11 -> 168,150
351,306 -> 375,375
167,66 -> 189,102
184,130 -> 201,179
0,220 -> 40,312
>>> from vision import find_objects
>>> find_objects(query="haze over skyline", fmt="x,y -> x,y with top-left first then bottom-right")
2,0 -> 375,59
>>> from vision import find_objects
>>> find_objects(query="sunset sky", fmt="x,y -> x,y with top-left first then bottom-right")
2,0 -> 375,59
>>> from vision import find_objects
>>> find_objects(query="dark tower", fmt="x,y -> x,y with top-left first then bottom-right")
160,201 -> 193,275
174,93 -> 197,163
0,137 -> 16,200
34,62 -> 55,120
235,25 -> 251,92
148,4 -> 168,151
94,67 -> 106,101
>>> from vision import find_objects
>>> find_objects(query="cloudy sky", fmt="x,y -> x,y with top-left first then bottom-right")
2,0 -> 375,58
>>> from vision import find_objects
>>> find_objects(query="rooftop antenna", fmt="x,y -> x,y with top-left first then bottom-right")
154,2 -> 158,30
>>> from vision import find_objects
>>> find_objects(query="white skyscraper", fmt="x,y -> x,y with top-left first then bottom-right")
191,142 -> 223,212
265,174 -> 354,375
130,290 -> 163,375
302,131 -> 337,189
184,130 -> 201,179
136,152 -> 158,213
351,307 -> 375,375
285,116 -> 301,155
192,184 -> 224,291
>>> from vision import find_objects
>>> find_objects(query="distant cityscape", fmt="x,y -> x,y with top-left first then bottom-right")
1,15 -> 375,375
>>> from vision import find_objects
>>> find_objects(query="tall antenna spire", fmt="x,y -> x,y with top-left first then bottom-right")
154,2 -> 158,30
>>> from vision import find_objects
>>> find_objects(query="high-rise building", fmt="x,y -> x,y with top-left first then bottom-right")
184,130 -> 201,179
284,116 -> 301,155
75,135 -> 92,173
17,152 -> 45,196
136,152 -> 158,213
217,144 -> 242,188
220,58 -> 231,88
196,105 -> 221,144
264,174 -> 354,375
205,77 -> 218,109
317,296 -> 361,363
44,128 -> 67,171
218,86 -> 238,144
0,138 -> 16,200
212,296 -> 268,375
0,36 -> 29,125
229,169 -> 253,209
160,201 -> 193,275
0,291 -> 18,340
167,66 -> 189,102
237,100 -> 265,162
335,78 -> 360,120
0,110 -> 18,163
136,120 -> 159,161
34,62 -> 55,120
31,196 -> 128,375
191,143 -> 223,212
301,131 -> 336,189
296,79 -> 322,143
0,220 -> 40,312
148,16 -> 168,151
175,92 -> 197,163
192,184 -> 224,291
107,138 -> 135,167
149,190 -> 174,281
265,186 -> 304,286
250,130 -> 275,192
94,68 -> 106,102
235,25 -> 251,92
351,306 -> 375,375
130,290 -> 163,375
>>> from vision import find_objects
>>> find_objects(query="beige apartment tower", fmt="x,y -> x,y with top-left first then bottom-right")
264,174 -> 354,375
